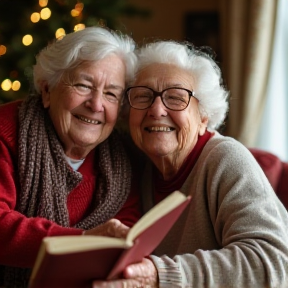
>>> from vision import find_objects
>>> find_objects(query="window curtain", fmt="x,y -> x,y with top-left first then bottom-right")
219,0 -> 278,147
255,0 -> 288,161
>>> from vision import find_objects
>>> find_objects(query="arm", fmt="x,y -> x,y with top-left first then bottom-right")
149,138 -> 288,287
92,137 -> 288,288
0,141 -> 83,268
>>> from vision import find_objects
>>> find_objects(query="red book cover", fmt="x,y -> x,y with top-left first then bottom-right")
29,191 -> 191,288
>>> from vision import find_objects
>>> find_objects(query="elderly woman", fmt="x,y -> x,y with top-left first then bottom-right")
93,41 -> 288,288
0,27 -> 140,287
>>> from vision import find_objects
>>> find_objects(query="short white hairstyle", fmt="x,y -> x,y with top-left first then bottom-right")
33,26 -> 137,93
134,41 -> 229,130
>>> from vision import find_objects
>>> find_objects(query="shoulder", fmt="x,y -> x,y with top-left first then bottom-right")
0,100 -> 22,127
201,131 -> 256,165
0,100 -> 22,147
195,132 -> 266,186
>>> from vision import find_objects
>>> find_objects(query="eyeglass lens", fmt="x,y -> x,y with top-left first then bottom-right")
128,87 -> 191,110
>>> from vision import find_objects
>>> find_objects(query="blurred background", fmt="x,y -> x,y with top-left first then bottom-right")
0,0 -> 287,160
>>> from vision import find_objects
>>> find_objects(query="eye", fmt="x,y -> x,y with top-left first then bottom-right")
104,91 -> 119,102
166,95 -> 187,103
130,89 -> 153,103
73,83 -> 92,94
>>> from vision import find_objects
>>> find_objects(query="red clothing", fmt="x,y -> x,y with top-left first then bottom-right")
0,100 -> 140,268
154,131 -> 213,203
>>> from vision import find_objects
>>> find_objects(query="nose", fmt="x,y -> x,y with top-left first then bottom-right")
85,91 -> 104,112
147,96 -> 167,118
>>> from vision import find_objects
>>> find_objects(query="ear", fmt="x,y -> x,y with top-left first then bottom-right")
40,82 -> 50,108
199,117 -> 208,136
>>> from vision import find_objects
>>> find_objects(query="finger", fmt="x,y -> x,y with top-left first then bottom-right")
107,219 -> 129,238
83,219 -> 129,238
124,258 -> 155,278
92,279 -> 144,288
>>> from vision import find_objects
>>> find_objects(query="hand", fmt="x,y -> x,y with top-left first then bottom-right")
92,258 -> 158,288
83,219 -> 129,239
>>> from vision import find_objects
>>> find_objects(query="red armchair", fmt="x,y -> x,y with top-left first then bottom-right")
249,148 -> 288,210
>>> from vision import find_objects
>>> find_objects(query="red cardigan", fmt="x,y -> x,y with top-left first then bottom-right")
0,100 -> 141,268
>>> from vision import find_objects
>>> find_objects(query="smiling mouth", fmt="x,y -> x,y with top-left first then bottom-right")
75,115 -> 102,125
145,126 -> 175,132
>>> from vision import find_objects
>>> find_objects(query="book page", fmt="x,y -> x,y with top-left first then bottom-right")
44,236 -> 128,254
126,190 -> 188,243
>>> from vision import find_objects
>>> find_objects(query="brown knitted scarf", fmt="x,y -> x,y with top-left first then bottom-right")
2,95 -> 132,288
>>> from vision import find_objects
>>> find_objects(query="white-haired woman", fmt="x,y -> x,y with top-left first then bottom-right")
0,26 -> 140,288
93,41 -> 288,288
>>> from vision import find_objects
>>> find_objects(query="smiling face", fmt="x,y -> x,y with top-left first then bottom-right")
41,54 -> 126,159
129,63 -> 208,178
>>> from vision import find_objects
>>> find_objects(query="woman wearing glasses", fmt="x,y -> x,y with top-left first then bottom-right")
0,26 -> 141,288
93,41 -> 288,288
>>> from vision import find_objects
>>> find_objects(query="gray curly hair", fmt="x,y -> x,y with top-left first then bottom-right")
134,41 -> 229,130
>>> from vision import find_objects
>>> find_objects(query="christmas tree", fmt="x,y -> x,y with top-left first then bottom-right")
0,0 -> 149,103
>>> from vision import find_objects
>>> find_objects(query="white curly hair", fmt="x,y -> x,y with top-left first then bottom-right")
134,41 -> 229,130
33,26 -> 137,94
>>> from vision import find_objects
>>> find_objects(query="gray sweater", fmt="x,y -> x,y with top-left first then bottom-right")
146,133 -> 288,288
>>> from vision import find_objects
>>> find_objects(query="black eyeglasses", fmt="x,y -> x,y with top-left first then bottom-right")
126,86 -> 197,111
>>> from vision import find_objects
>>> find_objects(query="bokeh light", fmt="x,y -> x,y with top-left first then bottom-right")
55,28 -> 66,39
39,0 -> 48,7
1,79 -> 12,91
40,7 -> 51,20
74,24 -> 85,32
11,81 -> 21,91
71,9 -> 80,17
0,45 -> 7,56
22,35 -> 33,46
31,12 -> 41,23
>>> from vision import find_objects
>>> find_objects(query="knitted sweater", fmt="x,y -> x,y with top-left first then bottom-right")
144,133 -> 288,288
0,100 -> 140,268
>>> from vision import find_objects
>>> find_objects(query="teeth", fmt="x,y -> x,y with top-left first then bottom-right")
149,127 -> 172,132
78,115 -> 100,124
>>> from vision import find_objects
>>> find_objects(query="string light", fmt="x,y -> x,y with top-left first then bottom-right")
39,0 -> 48,8
74,24 -> 85,31
31,12 -> 41,23
55,28 -> 66,39
22,35 -> 33,46
1,79 -> 12,91
40,7 -> 51,20
11,80 -> 21,91
0,45 -> 7,56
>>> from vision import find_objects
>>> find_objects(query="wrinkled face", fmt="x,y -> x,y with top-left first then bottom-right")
41,54 -> 126,159
129,63 -> 208,165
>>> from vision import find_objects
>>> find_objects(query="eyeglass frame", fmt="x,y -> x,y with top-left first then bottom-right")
126,86 -> 198,111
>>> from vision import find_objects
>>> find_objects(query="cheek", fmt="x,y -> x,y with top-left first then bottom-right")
176,113 -> 201,150
106,105 -> 120,124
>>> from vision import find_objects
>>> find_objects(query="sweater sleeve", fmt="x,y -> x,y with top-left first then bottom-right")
0,140 -> 83,268
149,137 -> 288,288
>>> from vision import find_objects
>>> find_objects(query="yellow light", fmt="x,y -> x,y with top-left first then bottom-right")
0,45 -> 7,56
40,7 -> 51,20
12,81 -> 21,91
55,28 -> 66,39
75,3 -> 84,12
71,9 -> 80,17
39,0 -> 48,7
31,12 -> 41,23
22,35 -> 33,46
1,79 -> 12,91
74,24 -> 85,32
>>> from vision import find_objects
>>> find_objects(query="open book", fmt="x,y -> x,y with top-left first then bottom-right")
28,190 -> 191,288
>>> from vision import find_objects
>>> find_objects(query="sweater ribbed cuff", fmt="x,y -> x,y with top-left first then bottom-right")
149,255 -> 189,288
